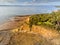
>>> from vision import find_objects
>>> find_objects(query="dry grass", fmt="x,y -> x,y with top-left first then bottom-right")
8,32 -> 52,45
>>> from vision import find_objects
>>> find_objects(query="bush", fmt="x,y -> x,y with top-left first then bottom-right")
29,12 -> 60,31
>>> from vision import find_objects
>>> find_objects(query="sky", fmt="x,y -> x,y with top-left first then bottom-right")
0,0 -> 60,5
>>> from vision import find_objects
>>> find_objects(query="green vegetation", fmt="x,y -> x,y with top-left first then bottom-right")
29,11 -> 60,31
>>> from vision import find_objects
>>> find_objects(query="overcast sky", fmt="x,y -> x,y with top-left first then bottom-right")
0,0 -> 60,5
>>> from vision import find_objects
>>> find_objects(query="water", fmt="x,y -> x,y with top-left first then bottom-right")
0,5 -> 58,24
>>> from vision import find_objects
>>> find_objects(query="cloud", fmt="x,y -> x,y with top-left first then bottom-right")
0,0 -> 17,5
0,0 -> 16,3
32,0 -> 36,2
0,0 -> 60,5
